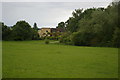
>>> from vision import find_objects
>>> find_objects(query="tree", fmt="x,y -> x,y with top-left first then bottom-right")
66,9 -> 83,32
31,28 -> 39,40
71,31 -> 94,46
56,22 -> 65,29
32,23 -> 39,40
2,23 -> 13,40
112,27 -> 120,47
72,9 -> 83,18
60,1 -> 119,47
33,22 -> 38,30
12,21 -> 33,40
0,22 -> 2,40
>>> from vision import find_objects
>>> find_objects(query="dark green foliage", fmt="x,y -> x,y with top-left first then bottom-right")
112,27 -> 120,47
56,22 -> 65,29
66,9 -> 83,32
31,28 -> 39,40
12,21 -> 33,40
60,1 -> 119,47
33,22 -> 38,30
2,21 -> 39,41
46,36 -> 59,40
0,22 -> 2,40
71,31 -> 95,46
2,23 -> 13,40
59,32 -> 72,45
45,39 -> 49,44
32,23 -> 39,40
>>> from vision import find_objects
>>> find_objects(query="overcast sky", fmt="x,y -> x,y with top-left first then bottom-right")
1,0 -> 113,28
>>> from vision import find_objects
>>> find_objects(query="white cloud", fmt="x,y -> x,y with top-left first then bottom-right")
0,2 -> 2,21
2,2 -> 112,28
1,0 -> 112,2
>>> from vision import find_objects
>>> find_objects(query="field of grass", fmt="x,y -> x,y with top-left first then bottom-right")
0,41 -> 2,79
2,40 -> 118,78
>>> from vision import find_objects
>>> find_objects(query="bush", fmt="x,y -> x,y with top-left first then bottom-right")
45,39 -> 49,44
71,31 -> 93,46
59,32 -> 72,45
59,37 -> 72,44
71,32 -> 83,46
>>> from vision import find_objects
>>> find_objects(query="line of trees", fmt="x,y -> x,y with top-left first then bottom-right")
2,21 -> 39,41
59,1 -> 120,47
1,1 -> 119,47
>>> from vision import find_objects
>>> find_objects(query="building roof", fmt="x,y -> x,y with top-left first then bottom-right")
38,27 -> 65,32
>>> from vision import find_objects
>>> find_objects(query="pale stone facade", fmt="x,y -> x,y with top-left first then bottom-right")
38,27 -> 65,37
38,28 -> 51,37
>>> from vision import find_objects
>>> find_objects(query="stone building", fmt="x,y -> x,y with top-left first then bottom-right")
38,28 -> 65,37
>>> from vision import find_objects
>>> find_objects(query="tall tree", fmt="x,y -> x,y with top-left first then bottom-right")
60,1 -> 120,47
2,22 -> 12,40
33,22 -> 38,30
32,22 -> 39,40
56,22 -> 65,29
66,9 -> 83,32
12,21 -> 33,40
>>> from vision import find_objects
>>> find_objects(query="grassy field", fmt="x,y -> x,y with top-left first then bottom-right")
2,40 -> 118,78
0,41 -> 2,79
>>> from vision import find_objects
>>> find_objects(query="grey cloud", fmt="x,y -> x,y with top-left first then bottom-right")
2,0 -> 112,2
2,2 -> 112,28
0,2 -> 2,21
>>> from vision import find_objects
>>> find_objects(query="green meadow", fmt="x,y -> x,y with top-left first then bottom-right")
2,41 -> 118,78
0,41 -> 2,79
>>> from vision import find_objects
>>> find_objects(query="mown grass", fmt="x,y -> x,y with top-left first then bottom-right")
0,41 -> 2,79
2,40 -> 118,78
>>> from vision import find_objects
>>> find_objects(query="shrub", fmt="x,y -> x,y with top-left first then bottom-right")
71,32 -> 82,46
59,32 -> 72,45
71,31 -> 93,46
45,39 -> 49,44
